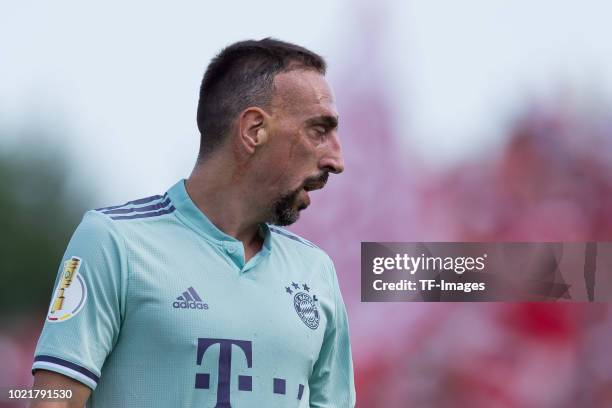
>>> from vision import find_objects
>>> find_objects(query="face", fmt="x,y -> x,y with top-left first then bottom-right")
261,69 -> 344,226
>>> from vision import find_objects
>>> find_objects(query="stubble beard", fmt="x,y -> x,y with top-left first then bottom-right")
267,172 -> 329,226
268,187 -> 305,226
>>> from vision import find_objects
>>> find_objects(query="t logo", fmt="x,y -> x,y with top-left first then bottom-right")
195,338 -> 253,408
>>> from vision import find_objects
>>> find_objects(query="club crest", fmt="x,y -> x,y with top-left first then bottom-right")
285,282 -> 319,330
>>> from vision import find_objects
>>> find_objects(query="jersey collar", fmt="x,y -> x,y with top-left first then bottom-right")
167,179 -> 272,256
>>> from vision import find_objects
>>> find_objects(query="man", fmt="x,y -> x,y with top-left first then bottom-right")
31,38 -> 355,407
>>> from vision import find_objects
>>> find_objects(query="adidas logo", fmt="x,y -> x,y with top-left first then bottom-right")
172,286 -> 209,310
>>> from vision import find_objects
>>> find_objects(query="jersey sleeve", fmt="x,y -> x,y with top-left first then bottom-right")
32,210 -> 126,390
309,258 -> 356,407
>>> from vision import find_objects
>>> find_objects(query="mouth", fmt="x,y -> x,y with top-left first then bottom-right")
303,182 -> 326,192
302,173 -> 329,192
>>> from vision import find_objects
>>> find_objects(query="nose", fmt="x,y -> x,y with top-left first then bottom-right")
319,131 -> 344,174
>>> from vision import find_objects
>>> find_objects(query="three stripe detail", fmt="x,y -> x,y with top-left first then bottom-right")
269,226 -> 317,248
96,194 -> 175,220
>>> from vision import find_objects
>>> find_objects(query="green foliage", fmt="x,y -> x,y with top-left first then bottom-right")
0,144 -> 90,317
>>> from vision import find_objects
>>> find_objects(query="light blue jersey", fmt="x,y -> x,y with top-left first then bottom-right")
32,179 -> 355,407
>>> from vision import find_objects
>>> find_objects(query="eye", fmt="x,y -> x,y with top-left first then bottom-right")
311,126 -> 326,136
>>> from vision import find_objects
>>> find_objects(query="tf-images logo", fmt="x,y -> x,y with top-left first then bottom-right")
173,286 -> 209,310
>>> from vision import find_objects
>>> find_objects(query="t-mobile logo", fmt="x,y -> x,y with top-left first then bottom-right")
195,338 -> 252,408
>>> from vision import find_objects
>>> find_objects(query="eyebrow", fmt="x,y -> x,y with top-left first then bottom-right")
305,115 -> 339,129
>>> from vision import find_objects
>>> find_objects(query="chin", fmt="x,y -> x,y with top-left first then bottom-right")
271,206 -> 303,226
269,188 -> 309,226
271,214 -> 300,227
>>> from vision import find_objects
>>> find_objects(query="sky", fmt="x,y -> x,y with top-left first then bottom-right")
2,0 -> 612,203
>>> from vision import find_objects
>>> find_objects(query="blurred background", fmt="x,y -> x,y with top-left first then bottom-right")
2,1 -> 612,406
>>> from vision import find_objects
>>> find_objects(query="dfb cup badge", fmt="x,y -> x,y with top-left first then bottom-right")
285,282 -> 319,330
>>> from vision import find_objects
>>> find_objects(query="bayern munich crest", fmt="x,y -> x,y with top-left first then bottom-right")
285,282 -> 320,330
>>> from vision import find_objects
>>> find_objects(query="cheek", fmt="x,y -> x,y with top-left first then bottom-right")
272,138 -> 308,178
289,136 -> 319,171
259,157 -> 299,196
278,172 -> 302,194
265,130 -> 316,191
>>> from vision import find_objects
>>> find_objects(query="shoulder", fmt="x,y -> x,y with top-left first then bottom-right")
71,192 -> 175,249
267,225 -> 334,264
66,210 -> 125,257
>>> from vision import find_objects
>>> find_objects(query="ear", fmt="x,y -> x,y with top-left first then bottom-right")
238,107 -> 269,154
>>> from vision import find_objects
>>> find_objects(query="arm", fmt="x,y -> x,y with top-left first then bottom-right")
31,211 -> 125,399
29,370 -> 91,408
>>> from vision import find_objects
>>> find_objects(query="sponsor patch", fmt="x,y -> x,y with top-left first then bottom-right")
47,257 -> 87,322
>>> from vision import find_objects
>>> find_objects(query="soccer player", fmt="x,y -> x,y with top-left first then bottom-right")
30,38 -> 355,407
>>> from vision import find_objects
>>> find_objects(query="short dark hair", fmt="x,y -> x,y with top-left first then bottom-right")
196,38 -> 327,158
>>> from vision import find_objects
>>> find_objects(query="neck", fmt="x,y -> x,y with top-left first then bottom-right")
185,154 -> 263,247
